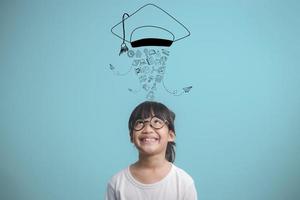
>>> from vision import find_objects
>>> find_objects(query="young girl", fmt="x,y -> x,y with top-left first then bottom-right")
105,101 -> 198,200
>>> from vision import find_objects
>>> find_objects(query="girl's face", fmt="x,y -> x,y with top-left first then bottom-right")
131,115 -> 175,158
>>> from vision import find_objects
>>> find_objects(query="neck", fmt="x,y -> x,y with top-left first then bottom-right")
136,154 -> 169,169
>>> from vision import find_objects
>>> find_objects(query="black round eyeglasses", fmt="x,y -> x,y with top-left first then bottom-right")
133,116 -> 168,131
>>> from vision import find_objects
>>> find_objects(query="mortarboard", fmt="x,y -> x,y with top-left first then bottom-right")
111,3 -> 191,55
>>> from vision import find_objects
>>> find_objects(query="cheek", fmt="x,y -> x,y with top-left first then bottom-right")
131,132 -> 139,142
159,129 -> 171,140
130,132 -> 135,142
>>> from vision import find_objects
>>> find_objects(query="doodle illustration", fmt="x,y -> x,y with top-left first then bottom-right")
109,3 -> 192,100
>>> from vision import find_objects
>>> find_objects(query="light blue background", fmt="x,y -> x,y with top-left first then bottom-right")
1,0 -> 300,199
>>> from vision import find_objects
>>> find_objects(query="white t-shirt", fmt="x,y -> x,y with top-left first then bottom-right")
105,164 -> 198,200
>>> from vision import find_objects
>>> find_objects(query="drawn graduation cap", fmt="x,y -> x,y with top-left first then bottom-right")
111,3 -> 191,55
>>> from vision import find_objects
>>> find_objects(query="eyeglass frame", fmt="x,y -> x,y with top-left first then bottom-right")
132,116 -> 168,131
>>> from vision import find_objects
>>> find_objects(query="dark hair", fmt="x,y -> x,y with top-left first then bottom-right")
128,101 -> 176,163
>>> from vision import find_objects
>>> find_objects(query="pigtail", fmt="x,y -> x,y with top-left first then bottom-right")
166,141 -> 176,163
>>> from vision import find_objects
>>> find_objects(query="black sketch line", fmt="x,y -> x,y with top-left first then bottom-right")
108,64 -> 132,76
128,85 -> 141,93
130,25 -> 175,47
109,3 -> 193,99
162,79 -> 192,96
111,3 -> 191,48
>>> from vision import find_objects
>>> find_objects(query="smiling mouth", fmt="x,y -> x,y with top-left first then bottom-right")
140,138 -> 159,144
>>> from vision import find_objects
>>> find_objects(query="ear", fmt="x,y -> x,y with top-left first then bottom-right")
168,130 -> 175,142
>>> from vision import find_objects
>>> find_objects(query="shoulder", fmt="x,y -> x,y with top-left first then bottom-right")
170,164 -> 198,199
172,164 -> 198,199
107,167 -> 129,188
172,164 -> 195,185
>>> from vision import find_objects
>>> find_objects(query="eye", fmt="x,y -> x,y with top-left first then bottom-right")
135,120 -> 144,125
133,119 -> 145,131
153,118 -> 163,125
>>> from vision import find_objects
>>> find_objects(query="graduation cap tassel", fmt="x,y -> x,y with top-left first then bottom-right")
119,13 -> 130,56
119,43 -> 128,56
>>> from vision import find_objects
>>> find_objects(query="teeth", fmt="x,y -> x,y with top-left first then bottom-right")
141,138 -> 157,142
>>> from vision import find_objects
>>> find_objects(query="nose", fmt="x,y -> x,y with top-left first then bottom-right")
142,121 -> 153,132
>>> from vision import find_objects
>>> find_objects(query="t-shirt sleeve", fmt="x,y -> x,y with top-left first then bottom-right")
105,183 -> 116,200
183,182 -> 198,200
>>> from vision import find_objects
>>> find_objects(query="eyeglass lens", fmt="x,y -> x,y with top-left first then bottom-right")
134,116 -> 165,131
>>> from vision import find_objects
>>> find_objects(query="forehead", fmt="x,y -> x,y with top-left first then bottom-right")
129,103 -> 170,127
137,116 -> 162,121
136,109 -> 166,120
